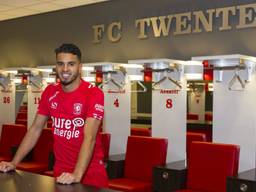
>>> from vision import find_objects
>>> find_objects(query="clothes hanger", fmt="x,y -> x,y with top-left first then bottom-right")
130,80 -> 147,93
152,70 -> 182,90
228,68 -> 245,91
98,73 -> 125,92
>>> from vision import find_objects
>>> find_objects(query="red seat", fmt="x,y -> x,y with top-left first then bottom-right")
15,119 -> 27,127
205,113 -> 212,121
0,156 -> 11,162
16,128 -> 53,174
130,128 -> 151,137
19,110 -> 27,113
110,178 -> 151,192
109,136 -> 168,192
16,112 -> 27,120
187,114 -> 199,120
99,132 -> 111,160
176,142 -> 240,192
47,120 -> 52,128
44,170 -> 54,176
19,105 -> 27,111
187,128 -> 212,142
16,162 -> 49,173
0,124 -> 27,161
186,132 -> 207,159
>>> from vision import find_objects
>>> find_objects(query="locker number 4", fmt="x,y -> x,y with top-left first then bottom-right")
114,99 -> 119,107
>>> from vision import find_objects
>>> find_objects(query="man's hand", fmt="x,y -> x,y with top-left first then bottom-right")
56,172 -> 81,185
0,161 -> 16,173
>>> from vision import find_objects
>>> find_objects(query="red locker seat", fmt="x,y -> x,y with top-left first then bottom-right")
19,110 -> 27,113
44,170 -> 54,176
130,128 -> 151,137
19,105 -> 27,111
186,132 -> 207,159
17,162 -> 49,173
0,124 -> 27,161
47,120 -> 52,128
100,132 -> 111,160
205,113 -> 212,121
109,136 -> 168,192
187,114 -> 199,120
16,128 -> 53,174
176,142 -> 240,192
16,112 -> 27,120
15,119 -> 27,127
187,128 -> 212,142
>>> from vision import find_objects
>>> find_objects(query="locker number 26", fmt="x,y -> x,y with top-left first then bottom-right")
3,96 -> 10,104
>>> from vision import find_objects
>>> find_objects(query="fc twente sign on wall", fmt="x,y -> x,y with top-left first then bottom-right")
92,3 -> 256,43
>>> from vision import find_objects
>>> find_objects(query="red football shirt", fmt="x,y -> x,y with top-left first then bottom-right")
37,79 -> 108,188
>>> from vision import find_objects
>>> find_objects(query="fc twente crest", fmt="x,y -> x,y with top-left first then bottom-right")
73,103 -> 82,115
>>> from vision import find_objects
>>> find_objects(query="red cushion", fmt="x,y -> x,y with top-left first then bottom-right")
187,142 -> 240,192
0,124 -> 27,157
186,132 -> 207,158
16,162 -> 48,173
0,156 -> 11,161
15,128 -> 53,174
176,190 -> 200,192
47,120 -> 52,128
99,132 -> 110,160
33,128 -> 53,163
124,136 -> 167,182
109,178 -> 151,192
15,119 -> 27,127
187,114 -> 199,120
130,128 -> 151,137
43,170 -> 54,177
204,113 -> 212,121
19,105 -> 27,111
16,112 -> 27,120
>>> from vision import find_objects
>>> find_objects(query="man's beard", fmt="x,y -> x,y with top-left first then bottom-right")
59,73 -> 80,86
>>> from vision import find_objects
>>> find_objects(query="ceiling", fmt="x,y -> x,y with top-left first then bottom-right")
0,0 -> 108,22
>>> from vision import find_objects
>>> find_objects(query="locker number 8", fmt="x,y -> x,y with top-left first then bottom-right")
166,99 -> 173,109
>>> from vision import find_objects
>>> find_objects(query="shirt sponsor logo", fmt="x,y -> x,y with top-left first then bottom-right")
51,102 -> 58,109
51,117 -> 84,140
73,103 -> 82,115
95,104 -> 104,112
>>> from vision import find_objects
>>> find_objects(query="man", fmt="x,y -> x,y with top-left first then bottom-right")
0,43 -> 108,188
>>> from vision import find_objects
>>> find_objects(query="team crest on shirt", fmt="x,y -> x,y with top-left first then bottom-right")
73,103 -> 83,115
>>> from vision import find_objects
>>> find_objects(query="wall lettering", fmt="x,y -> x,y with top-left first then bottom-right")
92,3 -> 256,43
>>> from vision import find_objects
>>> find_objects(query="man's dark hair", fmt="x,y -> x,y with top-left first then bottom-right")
55,43 -> 82,61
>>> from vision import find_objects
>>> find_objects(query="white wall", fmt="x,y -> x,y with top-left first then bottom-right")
0,83 -> 16,125
27,83 -> 46,128
213,69 -> 256,172
103,72 -> 131,155
188,85 -> 205,121
152,69 -> 186,162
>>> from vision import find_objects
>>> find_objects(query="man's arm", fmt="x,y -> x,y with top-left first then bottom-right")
0,114 -> 48,172
56,117 -> 101,184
